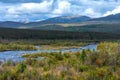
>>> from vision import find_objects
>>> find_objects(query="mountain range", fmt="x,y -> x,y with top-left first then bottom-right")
0,13 -> 120,34
0,15 -> 91,28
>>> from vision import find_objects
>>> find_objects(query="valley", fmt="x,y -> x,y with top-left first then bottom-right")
0,11 -> 120,80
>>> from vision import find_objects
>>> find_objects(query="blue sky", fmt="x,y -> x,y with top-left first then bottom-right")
0,0 -> 120,22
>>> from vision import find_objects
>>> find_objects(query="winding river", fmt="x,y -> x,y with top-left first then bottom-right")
0,44 -> 97,62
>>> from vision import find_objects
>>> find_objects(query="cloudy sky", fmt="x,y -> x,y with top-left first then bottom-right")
0,0 -> 120,22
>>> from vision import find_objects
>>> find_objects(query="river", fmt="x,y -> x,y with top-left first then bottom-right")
0,44 -> 97,62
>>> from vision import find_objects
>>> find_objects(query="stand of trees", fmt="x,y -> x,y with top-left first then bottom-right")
0,27 -> 120,40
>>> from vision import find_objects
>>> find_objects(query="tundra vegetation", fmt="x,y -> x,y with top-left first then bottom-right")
0,42 -> 36,51
0,42 -> 120,80
0,40 -> 89,50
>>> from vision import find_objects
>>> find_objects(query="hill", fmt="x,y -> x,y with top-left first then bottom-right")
0,21 -> 25,28
0,16 -> 91,28
29,13 -> 120,34
37,15 -> 91,23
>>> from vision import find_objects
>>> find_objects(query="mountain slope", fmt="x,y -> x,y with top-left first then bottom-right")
24,15 -> 91,27
0,16 -> 91,28
30,13 -> 120,34
39,15 -> 91,23
26,13 -> 120,30
0,21 -> 25,28
90,13 -> 120,21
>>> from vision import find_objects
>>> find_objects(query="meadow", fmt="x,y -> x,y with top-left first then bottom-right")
0,42 -> 36,51
0,40 -> 90,50
0,42 -> 120,80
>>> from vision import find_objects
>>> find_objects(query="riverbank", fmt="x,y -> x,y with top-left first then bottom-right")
0,44 -> 97,62
0,40 -> 92,51
0,43 -> 36,52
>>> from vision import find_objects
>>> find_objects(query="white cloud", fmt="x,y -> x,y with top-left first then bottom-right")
103,6 -> 120,16
0,0 -> 54,21
84,8 -> 102,18
52,0 -> 71,15
7,0 -> 53,14
0,0 -> 120,21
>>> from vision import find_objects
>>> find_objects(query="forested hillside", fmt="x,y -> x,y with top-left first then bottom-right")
0,27 -> 120,40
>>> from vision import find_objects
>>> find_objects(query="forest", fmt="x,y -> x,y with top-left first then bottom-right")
0,27 -> 120,40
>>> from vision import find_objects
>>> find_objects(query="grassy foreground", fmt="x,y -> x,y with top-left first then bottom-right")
0,42 -> 120,80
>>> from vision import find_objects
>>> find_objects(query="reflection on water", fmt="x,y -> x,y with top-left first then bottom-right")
0,44 -> 97,62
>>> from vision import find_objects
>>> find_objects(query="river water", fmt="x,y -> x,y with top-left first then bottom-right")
0,44 -> 97,62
